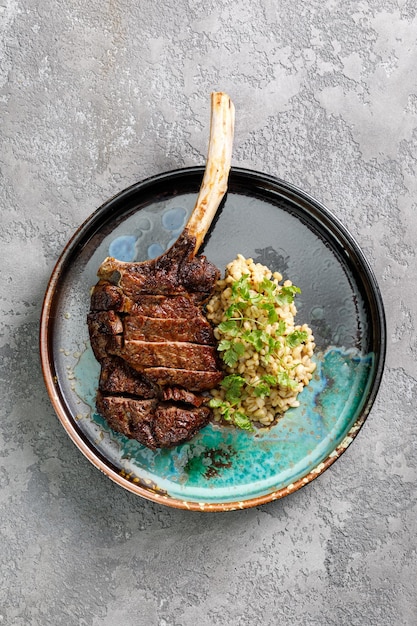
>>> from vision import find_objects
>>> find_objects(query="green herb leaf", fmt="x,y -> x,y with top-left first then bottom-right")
242,329 -> 269,352
286,329 -> 308,348
221,374 -> 246,404
231,275 -> 251,299
277,320 -> 286,335
260,302 -> 278,324
253,382 -> 271,397
267,336 -> 281,353
225,301 -> 247,319
220,341 -> 245,367
259,277 -> 277,296
261,374 -> 277,385
276,370 -> 298,390
233,412 -> 254,431
218,320 -> 240,336
221,405 -> 232,421
208,398 -> 224,409
274,285 -> 301,306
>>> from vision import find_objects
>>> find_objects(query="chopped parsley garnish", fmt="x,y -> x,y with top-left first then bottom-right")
211,273 -> 306,430
286,329 -> 308,348
217,339 -> 245,367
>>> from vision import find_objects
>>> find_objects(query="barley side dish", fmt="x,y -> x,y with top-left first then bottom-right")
206,254 -> 316,430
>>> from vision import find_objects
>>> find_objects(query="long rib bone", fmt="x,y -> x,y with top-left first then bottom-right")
183,91 -> 235,254
97,92 -> 235,287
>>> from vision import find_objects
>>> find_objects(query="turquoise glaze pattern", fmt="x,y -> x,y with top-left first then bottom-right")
74,345 -> 373,503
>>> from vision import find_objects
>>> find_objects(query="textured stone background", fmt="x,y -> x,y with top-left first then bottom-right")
1,1 -> 416,624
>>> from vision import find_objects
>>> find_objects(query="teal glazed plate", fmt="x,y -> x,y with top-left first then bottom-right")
40,168 -> 386,511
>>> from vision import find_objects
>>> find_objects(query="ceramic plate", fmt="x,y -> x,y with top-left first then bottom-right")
40,167 -> 386,511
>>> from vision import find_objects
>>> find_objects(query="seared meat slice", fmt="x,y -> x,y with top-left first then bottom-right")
96,393 -> 210,449
142,367 -> 223,391
130,294 -> 203,318
118,340 -> 220,372
90,288 -> 206,316
123,315 -> 215,344
87,310 -> 123,334
87,310 -> 123,361
153,404 -> 211,448
98,357 -> 158,397
99,359 -> 207,406
97,393 -> 159,449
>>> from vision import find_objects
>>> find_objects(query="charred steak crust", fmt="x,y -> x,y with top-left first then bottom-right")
88,233 -> 224,449
97,235 -> 220,300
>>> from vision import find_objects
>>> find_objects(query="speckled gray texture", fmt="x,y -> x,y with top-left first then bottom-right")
1,0 -> 416,624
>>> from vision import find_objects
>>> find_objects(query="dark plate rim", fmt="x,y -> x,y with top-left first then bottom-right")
39,167 -> 387,511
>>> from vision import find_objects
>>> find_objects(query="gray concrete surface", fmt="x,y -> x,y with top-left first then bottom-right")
1,1 -> 416,624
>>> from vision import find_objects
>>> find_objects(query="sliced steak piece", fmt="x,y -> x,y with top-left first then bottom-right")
143,367 -> 223,391
153,404 -> 211,448
119,340 -> 219,371
88,334 -> 123,362
87,310 -> 123,335
97,393 -> 211,449
87,310 -> 123,361
99,360 -> 207,405
90,284 -> 207,315
96,393 -> 158,449
123,315 -> 215,344
98,357 -> 158,397
129,294 -> 203,318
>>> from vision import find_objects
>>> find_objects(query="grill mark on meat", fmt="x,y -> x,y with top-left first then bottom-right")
99,357 -> 158,397
123,315 -> 215,344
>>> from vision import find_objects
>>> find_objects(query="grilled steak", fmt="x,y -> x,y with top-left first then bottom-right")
88,233 -> 224,448
88,92 -> 235,449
